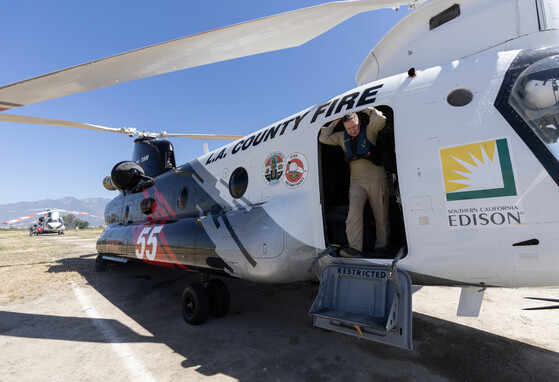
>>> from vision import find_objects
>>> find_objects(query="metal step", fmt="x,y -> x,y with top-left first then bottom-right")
309,262 -> 413,350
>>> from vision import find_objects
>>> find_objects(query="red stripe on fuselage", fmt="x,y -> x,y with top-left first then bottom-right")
142,186 -> 177,222
155,187 -> 177,220
138,186 -> 187,270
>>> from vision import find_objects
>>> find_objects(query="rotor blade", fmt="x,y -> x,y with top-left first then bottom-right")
0,0 -> 417,111
53,209 -> 104,219
0,113 -> 135,135
3,212 -> 46,225
161,132 -> 242,141
0,113 -> 242,141
0,209 -> 45,214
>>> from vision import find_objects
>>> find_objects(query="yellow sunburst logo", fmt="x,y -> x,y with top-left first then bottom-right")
440,139 -> 516,201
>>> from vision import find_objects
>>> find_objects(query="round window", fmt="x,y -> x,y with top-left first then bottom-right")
447,87 -> 474,107
177,187 -> 188,209
229,167 -> 248,199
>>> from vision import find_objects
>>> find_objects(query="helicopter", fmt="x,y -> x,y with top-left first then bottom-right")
1,0 -> 559,350
2,209 -> 104,235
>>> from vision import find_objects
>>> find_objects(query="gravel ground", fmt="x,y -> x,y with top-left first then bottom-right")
1,229 -> 558,382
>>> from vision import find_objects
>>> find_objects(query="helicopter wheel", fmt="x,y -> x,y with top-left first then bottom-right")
182,282 -> 209,325
206,279 -> 230,318
95,255 -> 107,272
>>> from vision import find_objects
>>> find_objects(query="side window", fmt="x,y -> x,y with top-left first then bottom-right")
123,205 -> 130,222
177,187 -> 188,209
229,167 -> 248,199
509,55 -> 559,158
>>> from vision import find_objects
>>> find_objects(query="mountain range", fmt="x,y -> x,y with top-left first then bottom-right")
0,197 -> 111,227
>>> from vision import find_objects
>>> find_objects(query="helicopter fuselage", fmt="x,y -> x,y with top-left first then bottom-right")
97,45 -> 559,288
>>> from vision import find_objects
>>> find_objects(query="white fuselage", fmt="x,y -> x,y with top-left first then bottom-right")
191,0 -> 559,287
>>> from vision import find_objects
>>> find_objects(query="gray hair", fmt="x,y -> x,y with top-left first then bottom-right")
342,112 -> 358,123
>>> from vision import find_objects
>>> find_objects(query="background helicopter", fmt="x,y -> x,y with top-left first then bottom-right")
2,208 -> 104,235
1,0 -> 559,350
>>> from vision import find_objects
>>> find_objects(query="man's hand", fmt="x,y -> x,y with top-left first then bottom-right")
330,118 -> 341,127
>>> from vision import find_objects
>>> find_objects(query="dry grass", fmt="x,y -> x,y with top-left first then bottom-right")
0,228 -> 104,304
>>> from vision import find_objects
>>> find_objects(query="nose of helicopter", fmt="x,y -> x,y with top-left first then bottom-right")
47,221 -> 62,229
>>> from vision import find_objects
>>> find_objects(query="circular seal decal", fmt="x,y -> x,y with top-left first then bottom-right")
263,152 -> 285,185
283,152 -> 309,189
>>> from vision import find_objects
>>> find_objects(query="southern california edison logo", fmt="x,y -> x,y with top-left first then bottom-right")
440,138 -> 517,201
283,153 -> 309,189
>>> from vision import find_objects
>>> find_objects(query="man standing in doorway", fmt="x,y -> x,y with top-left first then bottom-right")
319,108 -> 390,258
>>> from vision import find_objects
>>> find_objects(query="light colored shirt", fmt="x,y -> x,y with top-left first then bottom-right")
319,107 -> 387,184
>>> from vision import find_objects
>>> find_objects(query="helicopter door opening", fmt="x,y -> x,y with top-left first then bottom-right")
318,105 -> 406,259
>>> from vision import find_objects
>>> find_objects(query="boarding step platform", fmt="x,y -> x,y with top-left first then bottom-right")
309,259 -> 413,350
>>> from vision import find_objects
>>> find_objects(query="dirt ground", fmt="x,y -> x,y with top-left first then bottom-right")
1,229 -> 558,382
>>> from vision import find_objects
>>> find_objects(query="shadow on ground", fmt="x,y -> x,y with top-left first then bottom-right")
4,254 -> 557,381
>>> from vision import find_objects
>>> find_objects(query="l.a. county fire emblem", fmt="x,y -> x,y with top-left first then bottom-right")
263,151 -> 285,185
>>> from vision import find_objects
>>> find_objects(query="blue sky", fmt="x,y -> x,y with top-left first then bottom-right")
0,1 -> 411,204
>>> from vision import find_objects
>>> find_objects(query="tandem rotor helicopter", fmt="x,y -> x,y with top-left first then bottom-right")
2,209 -> 103,235
1,0 -> 559,349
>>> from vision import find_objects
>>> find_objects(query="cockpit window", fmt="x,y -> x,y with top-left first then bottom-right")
509,55 -> 559,157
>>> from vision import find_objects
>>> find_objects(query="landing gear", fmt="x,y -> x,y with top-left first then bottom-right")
95,254 -> 107,272
207,279 -> 230,318
181,277 -> 230,325
182,282 -> 210,325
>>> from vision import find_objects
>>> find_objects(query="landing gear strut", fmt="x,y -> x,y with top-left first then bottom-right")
206,279 -> 230,318
95,254 -> 107,272
181,276 -> 230,325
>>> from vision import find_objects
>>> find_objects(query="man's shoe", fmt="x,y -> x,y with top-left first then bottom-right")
339,248 -> 363,258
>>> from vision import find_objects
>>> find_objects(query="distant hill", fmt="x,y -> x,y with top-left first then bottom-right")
0,197 -> 111,227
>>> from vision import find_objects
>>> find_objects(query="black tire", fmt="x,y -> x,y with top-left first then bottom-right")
95,254 -> 107,272
182,282 -> 210,325
207,279 -> 230,318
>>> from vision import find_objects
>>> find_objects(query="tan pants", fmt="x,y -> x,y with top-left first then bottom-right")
346,178 -> 389,252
